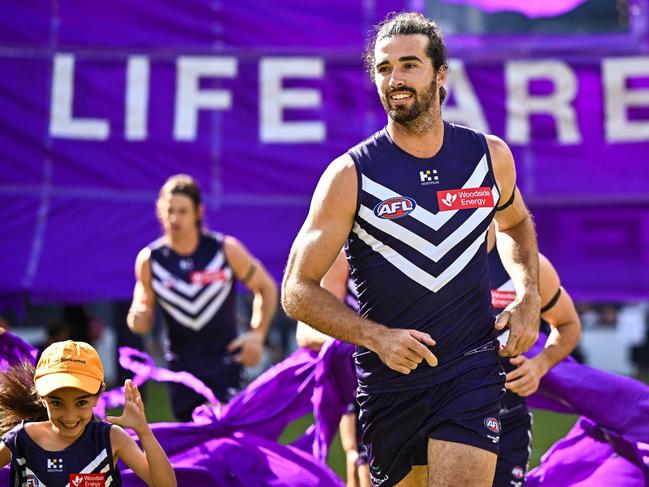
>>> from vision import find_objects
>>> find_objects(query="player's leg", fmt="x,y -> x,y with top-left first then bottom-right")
426,364 -> 505,487
358,463 -> 371,487
427,439 -> 497,487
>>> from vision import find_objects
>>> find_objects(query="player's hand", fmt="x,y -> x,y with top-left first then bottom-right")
374,329 -> 437,375
227,332 -> 264,366
106,379 -> 149,435
505,355 -> 548,397
494,293 -> 541,357
127,299 -> 153,334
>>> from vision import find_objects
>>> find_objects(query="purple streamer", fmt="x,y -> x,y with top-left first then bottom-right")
94,347 -> 219,418
311,340 -> 356,461
0,332 -> 38,371
526,333 -> 649,484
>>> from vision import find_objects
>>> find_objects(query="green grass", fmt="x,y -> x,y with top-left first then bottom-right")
131,382 -> 577,479
528,409 -> 577,468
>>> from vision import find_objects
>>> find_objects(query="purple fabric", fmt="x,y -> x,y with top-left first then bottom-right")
438,0 -> 588,17
0,332 -> 37,371
311,340 -> 357,462
94,347 -> 220,418
526,419 -> 648,486
527,334 -> 649,442
5,330 -> 649,485
525,333 -> 649,484
119,428 -> 343,487
0,340 -> 345,486
209,346 -> 320,440
111,344 -> 349,485
0,2 -> 648,305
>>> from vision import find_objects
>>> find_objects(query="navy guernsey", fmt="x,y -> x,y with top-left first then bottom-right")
2,420 -> 121,487
347,122 -> 501,393
148,231 -> 240,375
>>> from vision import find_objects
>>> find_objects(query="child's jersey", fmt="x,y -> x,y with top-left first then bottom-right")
2,420 -> 121,487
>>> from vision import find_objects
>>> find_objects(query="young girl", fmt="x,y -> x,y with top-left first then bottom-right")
0,340 -> 176,486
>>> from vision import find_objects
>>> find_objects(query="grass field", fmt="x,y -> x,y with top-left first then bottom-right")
138,381 -> 577,479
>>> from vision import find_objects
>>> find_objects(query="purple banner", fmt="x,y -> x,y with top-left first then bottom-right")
0,1 -> 648,304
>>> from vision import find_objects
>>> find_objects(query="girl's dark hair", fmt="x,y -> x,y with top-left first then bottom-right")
0,361 -> 47,436
363,11 -> 449,104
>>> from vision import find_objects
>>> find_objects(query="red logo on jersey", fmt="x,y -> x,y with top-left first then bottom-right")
491,290 -> 516,309
190,269 -> 227,285
437,187 -> 494,211
69,473 -> 105,487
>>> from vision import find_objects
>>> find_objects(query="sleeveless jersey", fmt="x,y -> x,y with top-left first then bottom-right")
148,232 -> 239,371
344,273 -> 360,313
347,122 -> 501,393
2,420 -> 121,487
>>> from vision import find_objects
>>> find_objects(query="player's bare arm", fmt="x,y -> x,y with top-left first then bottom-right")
224,236 -> 278,366
282,155 -> 437,374
489,134 -> 541,357
295,250 -> 348,351
127,248 -> 156,335
506,253 -> 581,396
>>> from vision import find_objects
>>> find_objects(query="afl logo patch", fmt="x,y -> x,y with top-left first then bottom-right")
511,466 -> 524,479
373,197 -> 416,220
484,417 -> 500,433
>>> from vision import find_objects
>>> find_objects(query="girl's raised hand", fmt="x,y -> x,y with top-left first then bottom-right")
105,380 -> 148,434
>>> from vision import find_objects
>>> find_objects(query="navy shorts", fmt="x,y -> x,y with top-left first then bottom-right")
167,362 -> 241,421
493,400 -> 532,487
357,364 -> 505,487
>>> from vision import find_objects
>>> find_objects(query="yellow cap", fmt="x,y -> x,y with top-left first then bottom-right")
34,341 -> 104,396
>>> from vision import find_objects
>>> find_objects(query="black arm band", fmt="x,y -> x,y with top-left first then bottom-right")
495,189 -> 516,211
240,262 -> 257,284
541,287 -> 562,313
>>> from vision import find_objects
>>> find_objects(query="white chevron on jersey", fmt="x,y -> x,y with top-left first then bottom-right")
152,267 -> 232,315
150,250 -> 225,298
357,185 -> 497,263
63,449 -> 109,486
158,280 -> 234,331
352,224 -> 487,293
362,153 -> 491,231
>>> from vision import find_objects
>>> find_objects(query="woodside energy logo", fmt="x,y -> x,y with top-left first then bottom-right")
437,187 -> 494,211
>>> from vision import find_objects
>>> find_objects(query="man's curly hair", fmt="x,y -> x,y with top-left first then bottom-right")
363,12 -> 449,103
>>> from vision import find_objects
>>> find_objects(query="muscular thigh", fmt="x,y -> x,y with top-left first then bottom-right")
428,439 -> 497,487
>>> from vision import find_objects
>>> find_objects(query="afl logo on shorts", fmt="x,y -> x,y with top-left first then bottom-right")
483,417 -> 500,433
511,466 -> 524,479
373,197 -> 416,220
